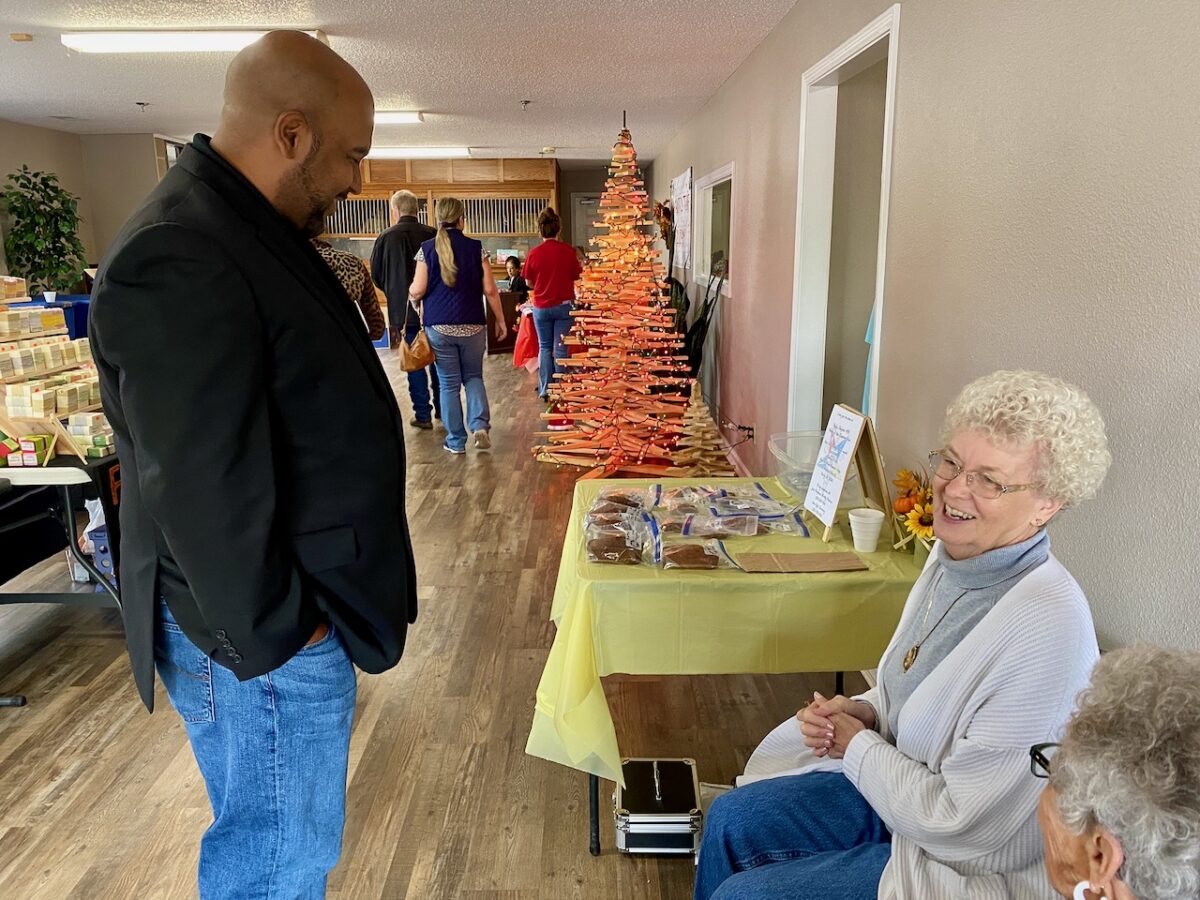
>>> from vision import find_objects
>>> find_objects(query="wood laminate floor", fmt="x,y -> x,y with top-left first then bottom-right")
0,353 -> 861,900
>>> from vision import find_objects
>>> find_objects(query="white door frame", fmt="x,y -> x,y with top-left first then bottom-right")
691,161 -> 735,298
787,3 -> 901,430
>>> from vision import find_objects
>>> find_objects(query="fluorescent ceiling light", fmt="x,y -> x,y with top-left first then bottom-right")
370,147 -> 471,159
60,30 -> 322,54
374,111 -> 424,125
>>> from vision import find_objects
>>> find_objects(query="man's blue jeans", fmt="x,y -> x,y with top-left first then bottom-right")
531,301 -> 573,397
405,319 -> 440,422
694,773 -> 892,900
425,328 -> 490,451
155,602 -> 357,900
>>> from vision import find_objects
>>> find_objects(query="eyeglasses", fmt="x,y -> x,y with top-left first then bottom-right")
928,450 -> 1038,501
1030,742 -> 1060,778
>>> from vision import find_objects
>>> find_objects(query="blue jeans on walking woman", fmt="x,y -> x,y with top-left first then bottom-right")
425,328 -> 490,451
532,301 -> 573,397
694,773 -> 891,900
155,601 -> 356,899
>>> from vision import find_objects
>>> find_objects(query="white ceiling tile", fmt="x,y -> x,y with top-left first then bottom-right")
0,0 -> 797,159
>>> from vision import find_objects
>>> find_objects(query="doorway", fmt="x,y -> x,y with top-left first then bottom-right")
570,193 -> 603,253
787,4 -> 901,430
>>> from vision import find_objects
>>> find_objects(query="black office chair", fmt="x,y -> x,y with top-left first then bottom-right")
0,478 -> 28,707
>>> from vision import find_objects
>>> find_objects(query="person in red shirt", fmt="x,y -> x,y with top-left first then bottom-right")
522,207 -> 582,400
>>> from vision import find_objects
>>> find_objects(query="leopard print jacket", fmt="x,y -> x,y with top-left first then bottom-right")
312,240 -> 387,341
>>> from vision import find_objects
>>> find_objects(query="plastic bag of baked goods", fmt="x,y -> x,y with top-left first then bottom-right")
596,485 -> 658,510
753,511 -> 810,536
585,503 -> 639,528
656,485 -> 721,513
585,513 -> 662,565
661,539 -> 740,571
657,513 -> 759,538
709,495 -> 799,519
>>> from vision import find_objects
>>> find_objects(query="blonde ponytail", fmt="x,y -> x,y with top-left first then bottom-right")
434,197 -> 464,288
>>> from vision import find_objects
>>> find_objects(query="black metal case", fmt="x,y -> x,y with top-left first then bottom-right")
612,757 -> 702,855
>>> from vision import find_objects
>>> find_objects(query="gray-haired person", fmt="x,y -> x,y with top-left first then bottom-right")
698,370 -> 1113,900
371,189 -> 440,427
1035,645 -> 1200,900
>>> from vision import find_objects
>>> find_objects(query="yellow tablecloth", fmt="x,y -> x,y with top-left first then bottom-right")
525,477 -> 922,785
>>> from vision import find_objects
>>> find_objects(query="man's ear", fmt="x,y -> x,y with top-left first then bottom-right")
273,110 -> 310,161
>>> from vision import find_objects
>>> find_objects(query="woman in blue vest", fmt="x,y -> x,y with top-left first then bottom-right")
408,197 -> 507,454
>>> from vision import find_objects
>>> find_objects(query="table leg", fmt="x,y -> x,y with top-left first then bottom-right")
835,670 -> 845,696
589,773 -> 601,856
56,485 -> 119,607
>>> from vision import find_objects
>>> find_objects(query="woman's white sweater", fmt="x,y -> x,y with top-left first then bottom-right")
741,545 -> 1099,899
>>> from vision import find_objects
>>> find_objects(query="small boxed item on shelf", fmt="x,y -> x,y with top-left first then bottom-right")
19,434 -> 52,466
69,412 -> 114,458
0,336 -> 89,381
0,436 -> 19,466
68,412 -> 108,432
0,306 -> 66,338
1,275 -> 27,301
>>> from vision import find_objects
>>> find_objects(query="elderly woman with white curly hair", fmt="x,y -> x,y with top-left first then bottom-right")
1034,644 -> 1200,900
695,370 -> 1113,900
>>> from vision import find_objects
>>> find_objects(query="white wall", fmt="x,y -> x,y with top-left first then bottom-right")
81,134 -> 159,260
651,0 -> 1200,651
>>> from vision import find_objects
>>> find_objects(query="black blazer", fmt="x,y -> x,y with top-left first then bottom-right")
371,216 -> 436,324
90,135 -> 417,711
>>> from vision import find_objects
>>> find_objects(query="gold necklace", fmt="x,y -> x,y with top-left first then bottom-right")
903,574 -> 969,672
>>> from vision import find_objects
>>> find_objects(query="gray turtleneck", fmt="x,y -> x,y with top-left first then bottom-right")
882,530 -> 1050,738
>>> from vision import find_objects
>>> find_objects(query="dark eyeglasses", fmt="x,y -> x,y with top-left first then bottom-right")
1030,742 -> 1060,778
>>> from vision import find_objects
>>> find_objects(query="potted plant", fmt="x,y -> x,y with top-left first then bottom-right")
2,165 -> 87,296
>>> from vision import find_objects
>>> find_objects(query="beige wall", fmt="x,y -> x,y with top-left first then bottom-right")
81,134 -> 159,260
823,58 -> 887,414
651,0 -> 1200,650
0,118 -> 97,265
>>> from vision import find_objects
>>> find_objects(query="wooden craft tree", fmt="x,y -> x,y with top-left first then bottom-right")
533,127 -> 692,477
675,382 -> 736,477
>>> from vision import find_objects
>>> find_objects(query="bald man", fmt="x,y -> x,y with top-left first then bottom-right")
90,32 -> 416,898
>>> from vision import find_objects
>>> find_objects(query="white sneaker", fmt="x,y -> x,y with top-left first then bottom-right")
474,430 -> 491,450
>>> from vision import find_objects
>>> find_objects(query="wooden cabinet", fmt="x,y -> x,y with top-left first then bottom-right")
487,291 -> 523,355
324,157 -> 560,242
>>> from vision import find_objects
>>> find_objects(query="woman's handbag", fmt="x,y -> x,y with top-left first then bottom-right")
399,301 -> 435,372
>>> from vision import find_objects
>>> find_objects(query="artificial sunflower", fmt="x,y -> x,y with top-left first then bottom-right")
893,468 -> 922,497
905,502 -> 935,541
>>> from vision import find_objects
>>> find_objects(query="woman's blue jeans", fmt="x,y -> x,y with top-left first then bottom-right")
694,773 -> 891,900
425,328 -> 490,451
531,301 -> 573,397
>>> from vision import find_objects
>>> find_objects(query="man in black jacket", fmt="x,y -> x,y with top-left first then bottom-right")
371,190 -> 440,427
90,31 -> 414,898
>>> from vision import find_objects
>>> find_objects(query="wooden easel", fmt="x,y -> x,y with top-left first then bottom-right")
0,410 -> 88,463
804,404 -> 902,545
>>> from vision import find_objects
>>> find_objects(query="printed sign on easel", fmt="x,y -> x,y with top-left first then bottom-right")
803,406 -> 866,532
803,404 -> 900,543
